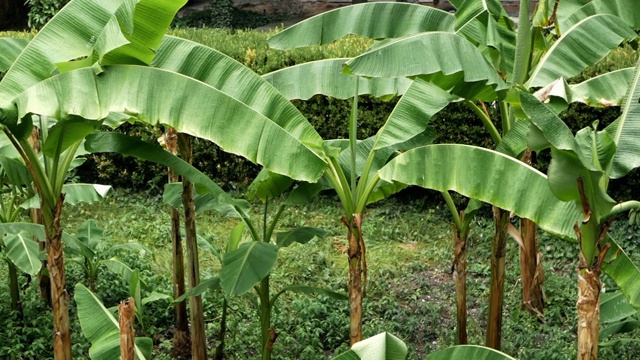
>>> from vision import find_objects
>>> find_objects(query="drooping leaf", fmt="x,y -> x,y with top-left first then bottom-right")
152,36 -> 324,154
276,227 -> 328,248
600,290 -> 637,324
86,132 -> 246,217
162,182 -> 241,216
41,117 -> 103,158
103,257 -> 146,290
0,38 -> 29,74
558,0 -> 640,32
262,59 -> 412,100
345,32 -> 508,102
426,345 -> 517,359
285,182 -> 324,206
379,144 -> 582,239
334,332 -> 408,360
0,222 -> 77,244
603,236 -> 640,315
246,169 -> 294,202
267,3 -> 456,50
3,232 -> 42,276
527,14 -> 637,88
570,68 -> 634,107
220,241 -> 278,297
607,57 -> 640,178
600,319 -> 640,343
374,78 -> 460,151
15,65 -> 327,183
74,283 -> 151,360
21,184 -> 111,208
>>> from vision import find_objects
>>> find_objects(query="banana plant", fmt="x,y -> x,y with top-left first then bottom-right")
263,55 -> 457,345
65,219 -> 149,293
379,55 -> 640,359
74,283 -> 152,360
267,0 -> 639,348
164,167 -> 348,360
1,0 -> 332,357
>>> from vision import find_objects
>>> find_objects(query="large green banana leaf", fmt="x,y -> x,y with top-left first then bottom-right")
84,132 -> 247,217
527,14 -> 637,88
557,0 -> 640,33
219,241 -> 278,297
607,58 -> 640,179
0,38 -> 29,74
3,232 -> 41,276
267,3 -> 456,50
0,0 -> 129,109
20,184 -> 111,208
152,36 -> 324,153
378,144 -> 582,239
569,68 -> 634,107
603,236 -> 640,316
74,283 -> 152,360
426,345 -> 517,359
345,32 -> 508,102
262,59 -> 412,100
13,65 -> 326,183
374,78 -> 460,151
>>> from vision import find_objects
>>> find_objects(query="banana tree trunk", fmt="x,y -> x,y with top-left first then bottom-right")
165,128 -> 191,357
577,265 -> 600,360
29,128 -> 51,306
519,150 -> 545,316
259,276 -> 274,360
178,134 -> 207,360
345,213 -> 365,345
214,298 -> 228,360
486,207 -> 508,350
118,297 -> 136,360
452,225 -> 468,345
47,195 -> 71,360
520,217 -> 545,316
7,258 -> 23,319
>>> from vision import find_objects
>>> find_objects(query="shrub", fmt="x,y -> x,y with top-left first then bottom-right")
25,0 -> 69,29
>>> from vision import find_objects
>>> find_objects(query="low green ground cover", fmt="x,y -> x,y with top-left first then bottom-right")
1,190 -> 638,359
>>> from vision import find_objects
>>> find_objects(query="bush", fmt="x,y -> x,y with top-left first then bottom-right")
25,0 -> 69,29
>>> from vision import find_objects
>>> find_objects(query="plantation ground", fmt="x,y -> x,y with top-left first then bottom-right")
1,189 -> 639,359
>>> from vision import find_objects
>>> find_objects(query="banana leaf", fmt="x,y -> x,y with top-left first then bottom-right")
0,38 -> 29,74
379,144 -> 582,239
3,232 -> 42,276
527,14 -> 637,88
262,58 -> 412,100
558,0 -> 640,32
152,36 -> 324,153
426,345 -> 517,359
267,3 -> 456,50
14,65 -> 326,183
345,32 -> 508,102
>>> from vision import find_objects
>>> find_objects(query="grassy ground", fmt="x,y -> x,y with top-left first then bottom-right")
2,189 -> 639,359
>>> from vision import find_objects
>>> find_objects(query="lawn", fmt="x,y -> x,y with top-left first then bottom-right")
2,189 -> 638,359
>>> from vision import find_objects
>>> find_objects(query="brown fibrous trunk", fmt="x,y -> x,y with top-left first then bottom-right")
486,207 -> 508,350
165,128 -> 191,357
577,267 -> 600,360
344,213 -> 366,345
519,149 -> 545,317
452,223 -> 468,344
119,297 -> 136,360
48,195 -> 71,360
178,134 -> 207,360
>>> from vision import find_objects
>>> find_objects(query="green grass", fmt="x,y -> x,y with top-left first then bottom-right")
2,189 -> 639,359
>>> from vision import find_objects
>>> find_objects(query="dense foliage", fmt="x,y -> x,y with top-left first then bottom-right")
60,29 -> 639,200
